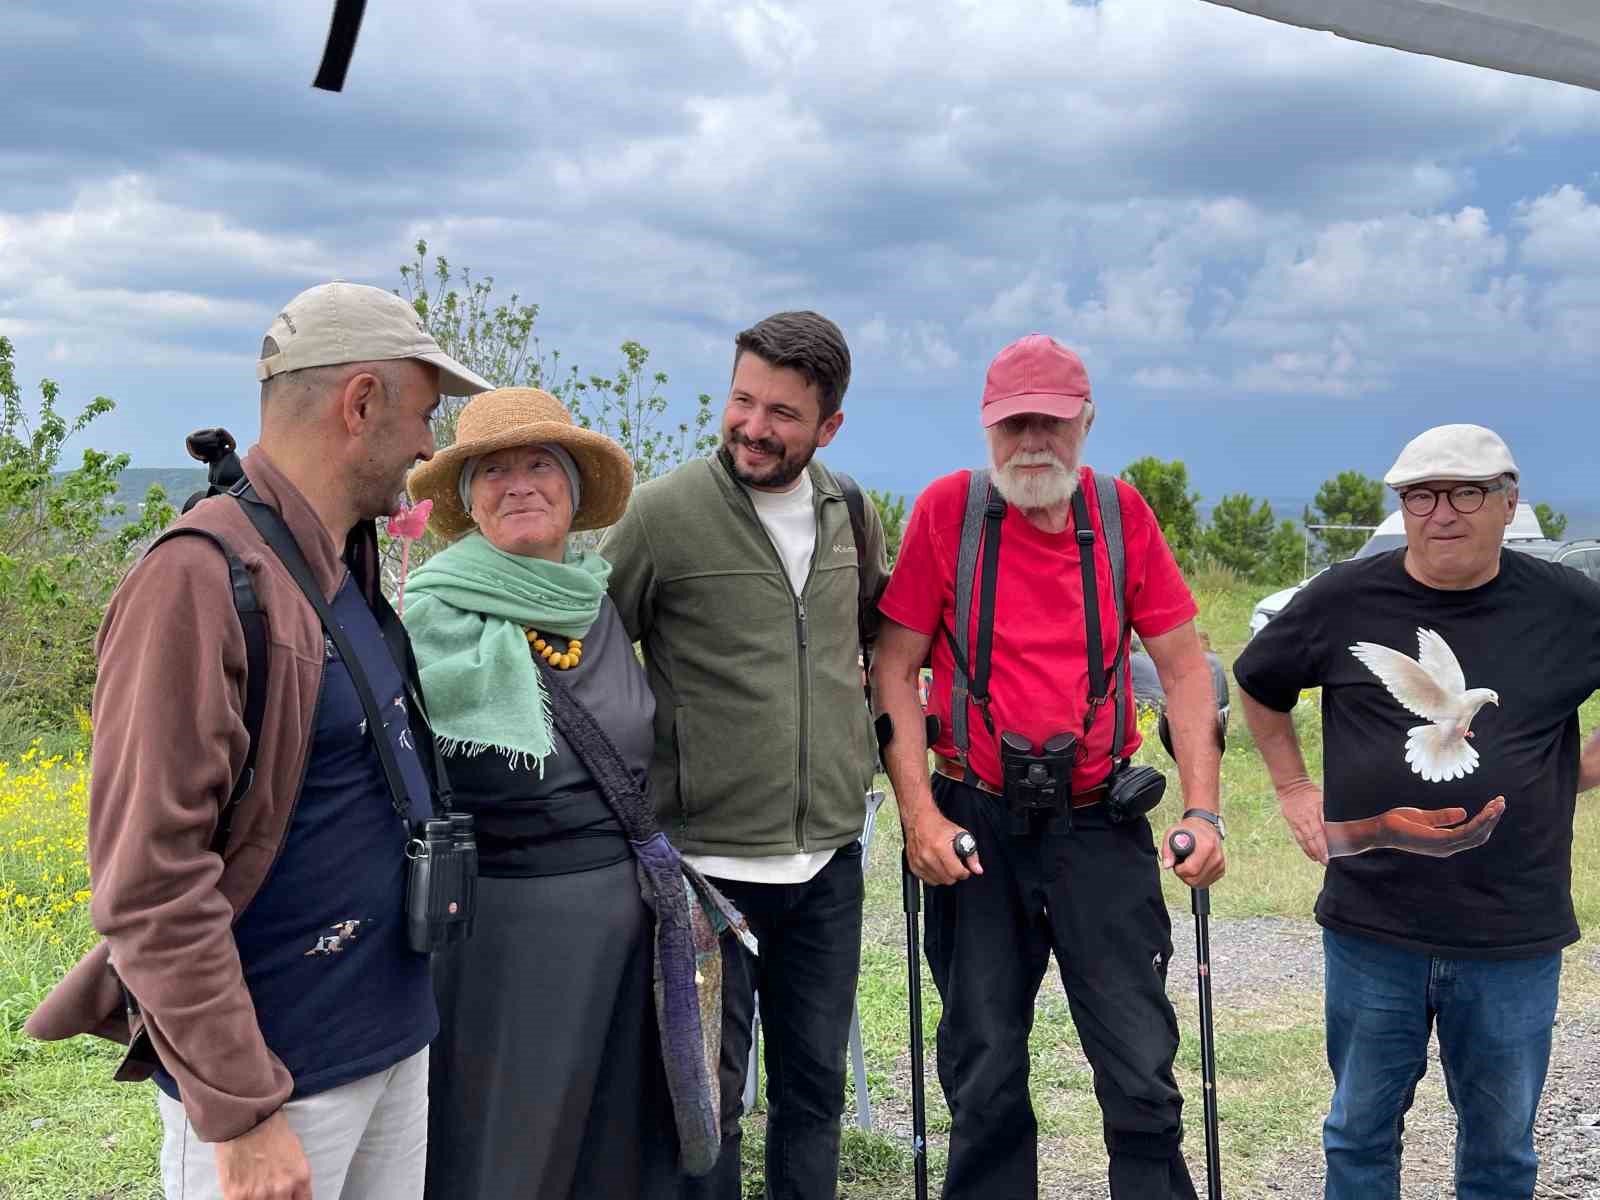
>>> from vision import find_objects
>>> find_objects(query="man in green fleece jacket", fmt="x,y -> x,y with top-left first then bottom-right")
601,310 -> 889,1200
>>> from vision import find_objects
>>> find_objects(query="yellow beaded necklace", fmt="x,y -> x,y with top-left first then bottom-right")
525,629 -> 583,670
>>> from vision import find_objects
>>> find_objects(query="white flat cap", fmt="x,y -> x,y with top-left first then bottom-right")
256,281 -> 493,397
1384,424 -> 1519,489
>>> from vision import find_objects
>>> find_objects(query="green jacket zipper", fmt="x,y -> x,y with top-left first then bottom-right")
723,461 -> 830,853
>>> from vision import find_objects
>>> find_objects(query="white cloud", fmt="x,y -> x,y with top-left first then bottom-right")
850,317 -> 961,373
1133,365 -> 1220,390
5,0 -> 1600,477
0,176 -> 334,288
1516,183 -> 1600,270
722,0 -> 818,67
1213,206 -> 1542,385
1234,339 -> 1383,397
0,176 -> 336,367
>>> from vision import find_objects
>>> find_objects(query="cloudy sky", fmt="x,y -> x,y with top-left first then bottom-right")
4,0 -> 1599,513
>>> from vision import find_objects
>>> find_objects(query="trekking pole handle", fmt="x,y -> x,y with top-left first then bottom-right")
1167,830 -> 1211,915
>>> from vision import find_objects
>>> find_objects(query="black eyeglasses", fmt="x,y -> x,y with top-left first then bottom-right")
1399,481 -> 1507,517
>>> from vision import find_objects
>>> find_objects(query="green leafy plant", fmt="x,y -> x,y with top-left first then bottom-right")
1535,501 -> 1568,541
391,242 -> 717,579
868,488 -> 907,564
1121,457 -> 1201,565
1265,517 -> 1308,584
569,340 -> 717,486
1304,470 -> 1385,567
0,338 -> 173,750
1199,492 -> 1276,579
399,239 -> 715,481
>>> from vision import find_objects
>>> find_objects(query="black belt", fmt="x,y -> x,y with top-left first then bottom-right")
931,754 -> 1106,808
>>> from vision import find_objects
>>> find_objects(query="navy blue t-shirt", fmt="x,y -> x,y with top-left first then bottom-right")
159,575 -> 438,1100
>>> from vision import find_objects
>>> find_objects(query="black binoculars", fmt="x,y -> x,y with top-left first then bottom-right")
405,813 -> 478,955
998,729 -> 1172,834
999,730 -> 1078,834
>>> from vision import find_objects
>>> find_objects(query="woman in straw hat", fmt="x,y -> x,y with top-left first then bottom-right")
403,388 -> 676,1198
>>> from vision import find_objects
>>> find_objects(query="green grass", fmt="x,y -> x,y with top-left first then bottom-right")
4,576 -> 1598,1197
0,916 -> 162,1200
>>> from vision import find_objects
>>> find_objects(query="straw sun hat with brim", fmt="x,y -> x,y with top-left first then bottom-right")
408,388 -> 634,539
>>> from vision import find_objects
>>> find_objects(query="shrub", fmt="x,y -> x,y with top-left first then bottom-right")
0,339 -> 171,753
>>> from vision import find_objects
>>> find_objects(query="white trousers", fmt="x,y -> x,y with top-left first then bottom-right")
157,1049 -> 428,1200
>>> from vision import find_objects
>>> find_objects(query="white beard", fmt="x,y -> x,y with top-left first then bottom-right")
990,447 -> 1079,511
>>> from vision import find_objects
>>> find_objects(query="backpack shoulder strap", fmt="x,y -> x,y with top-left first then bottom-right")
1070,486 -> 1106,706
949,469 -> 1001,773
231,483 -> 422,825
145,526 -> 268,854
833,472 -> 878,658
1088,471 -> 1133,761
837,471 -> 868,555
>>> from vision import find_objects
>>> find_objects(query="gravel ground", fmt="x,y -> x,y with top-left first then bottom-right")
1170,914 -> 1600,1200
858,913 -> 1600,1199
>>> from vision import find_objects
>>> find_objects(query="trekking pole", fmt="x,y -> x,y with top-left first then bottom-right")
901,851 -> 929,1200
1168,830 -> 1223,1200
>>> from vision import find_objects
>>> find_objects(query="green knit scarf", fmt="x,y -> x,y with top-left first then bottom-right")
401,531 -> 610,771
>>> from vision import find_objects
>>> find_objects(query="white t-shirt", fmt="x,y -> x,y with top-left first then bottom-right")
747,470 -> 816,594
681,472 -> 839,886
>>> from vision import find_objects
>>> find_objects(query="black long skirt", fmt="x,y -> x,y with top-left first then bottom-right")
425,857 -> 679,1199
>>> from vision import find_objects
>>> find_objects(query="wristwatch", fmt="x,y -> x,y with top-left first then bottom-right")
1182,808 -> 1226,841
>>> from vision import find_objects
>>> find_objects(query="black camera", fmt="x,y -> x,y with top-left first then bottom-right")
405,814 -> 478,954
1103,764 -> 1167,825
999,731 -> 1077,833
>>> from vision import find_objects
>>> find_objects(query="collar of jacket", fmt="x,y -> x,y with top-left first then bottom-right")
239,445 -> 383,607
711,444 -> 844,504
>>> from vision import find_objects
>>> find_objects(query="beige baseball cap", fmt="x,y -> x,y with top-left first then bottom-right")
1383,423 -> 1519,488
256,281 -> 494,396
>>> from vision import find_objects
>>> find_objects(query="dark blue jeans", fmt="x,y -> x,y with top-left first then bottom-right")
1322,927 -> 1561,1200
682,842 -> 865,1200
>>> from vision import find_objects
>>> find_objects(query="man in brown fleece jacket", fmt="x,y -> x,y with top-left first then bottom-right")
26,283 -> 489,1200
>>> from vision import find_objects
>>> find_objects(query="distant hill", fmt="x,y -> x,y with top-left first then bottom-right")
107,467 -> 207,527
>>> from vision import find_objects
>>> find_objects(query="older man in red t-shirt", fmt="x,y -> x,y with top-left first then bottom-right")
873,335 -> 1226,1200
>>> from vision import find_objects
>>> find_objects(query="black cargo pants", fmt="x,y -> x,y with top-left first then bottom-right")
924,773 -> 1197,1200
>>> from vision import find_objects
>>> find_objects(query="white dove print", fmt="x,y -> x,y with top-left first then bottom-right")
1349,628 -> 1500,783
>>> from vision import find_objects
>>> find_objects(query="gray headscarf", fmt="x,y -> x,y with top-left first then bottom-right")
458,444 -> 583,519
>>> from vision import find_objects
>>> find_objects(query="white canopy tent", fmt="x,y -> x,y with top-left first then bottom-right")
1201,1 -> 1600,92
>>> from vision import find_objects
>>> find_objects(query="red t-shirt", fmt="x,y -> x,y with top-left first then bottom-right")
878,467 -> 1197,792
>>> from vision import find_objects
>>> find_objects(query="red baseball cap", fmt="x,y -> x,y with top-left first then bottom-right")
980,334 -> 1091,427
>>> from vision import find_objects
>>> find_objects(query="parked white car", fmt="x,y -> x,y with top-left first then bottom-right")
1248,503 -> 1548,638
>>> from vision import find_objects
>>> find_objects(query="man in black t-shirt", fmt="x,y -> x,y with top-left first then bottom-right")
1235,423 -> 1600,1200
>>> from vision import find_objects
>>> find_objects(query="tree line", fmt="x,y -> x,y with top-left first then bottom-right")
1120,457 -> 1569,586
1124,458 -> 1374,584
